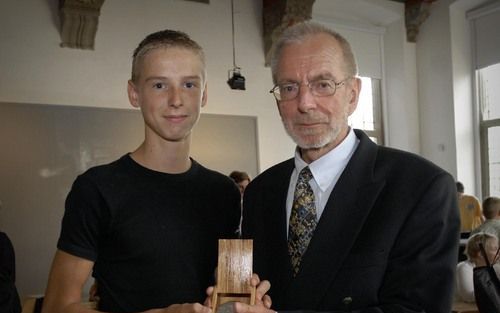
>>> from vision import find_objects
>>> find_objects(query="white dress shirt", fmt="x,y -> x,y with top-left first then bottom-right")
455,259 -> 500,302
286,128 -> 360,233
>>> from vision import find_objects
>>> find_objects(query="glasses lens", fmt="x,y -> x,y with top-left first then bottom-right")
271,87 -> 281,100
272,79 -> 345,101
279,83 -> 298,101
311,80 -> 336,97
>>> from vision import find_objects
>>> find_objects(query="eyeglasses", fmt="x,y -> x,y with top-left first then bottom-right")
269,78 -> 350,101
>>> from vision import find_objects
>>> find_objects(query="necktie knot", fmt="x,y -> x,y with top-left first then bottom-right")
299,166 -> 313,183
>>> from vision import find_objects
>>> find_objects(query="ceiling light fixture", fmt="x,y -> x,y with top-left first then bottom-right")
227,0 -> 245,90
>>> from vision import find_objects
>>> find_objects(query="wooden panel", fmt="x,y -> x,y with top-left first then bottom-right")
216,239 -> 253,294
212,239 -> 255,311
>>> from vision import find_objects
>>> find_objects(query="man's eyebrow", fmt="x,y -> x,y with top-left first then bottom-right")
182,75 -> 202,81
144,76 -> 167,82
277,79 -> 299,84
277,73 -> 336,84
309,73 -> 335,81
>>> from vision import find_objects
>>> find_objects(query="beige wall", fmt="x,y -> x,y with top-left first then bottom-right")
0,0 -> 294,299
0,0 -> 483,300
0,0 -> 293,173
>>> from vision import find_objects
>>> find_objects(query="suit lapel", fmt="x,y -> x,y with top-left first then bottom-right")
268,160 -> 293,249
263,160 -> 295,292
284,130 -> 386,308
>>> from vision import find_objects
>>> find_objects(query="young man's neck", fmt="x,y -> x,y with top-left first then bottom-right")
130,140 -> 192,174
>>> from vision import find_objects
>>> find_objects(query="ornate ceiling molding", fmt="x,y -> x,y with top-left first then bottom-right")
57,0 -> 208,50
261,0 -> 438,62
58,0 -> 106,49
56,0 -> 434,53
404,0 -> 437,43
263,0 -> 316,66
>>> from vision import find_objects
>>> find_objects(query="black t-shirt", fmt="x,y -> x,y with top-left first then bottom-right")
58,155 -> 241,313
0,232 -> 21,313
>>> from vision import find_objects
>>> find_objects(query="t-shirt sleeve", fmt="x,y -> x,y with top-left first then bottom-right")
57,174 -> 108,262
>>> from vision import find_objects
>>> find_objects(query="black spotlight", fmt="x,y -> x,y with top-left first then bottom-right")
227,67 -> 246,90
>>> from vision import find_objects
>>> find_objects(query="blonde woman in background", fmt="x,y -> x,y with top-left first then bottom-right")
456,232 -> 500,302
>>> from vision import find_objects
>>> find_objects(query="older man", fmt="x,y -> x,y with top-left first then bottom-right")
240,21 -> 460,313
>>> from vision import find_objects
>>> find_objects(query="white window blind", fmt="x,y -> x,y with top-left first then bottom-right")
467,3 -> 500,69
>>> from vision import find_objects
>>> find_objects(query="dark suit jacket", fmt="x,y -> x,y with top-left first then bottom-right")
242,130 -> 460,313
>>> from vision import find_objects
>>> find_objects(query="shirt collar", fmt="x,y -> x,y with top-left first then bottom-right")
294,128 -> 357,191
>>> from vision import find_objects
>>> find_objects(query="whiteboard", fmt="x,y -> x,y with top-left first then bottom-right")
0,101 -> 258,298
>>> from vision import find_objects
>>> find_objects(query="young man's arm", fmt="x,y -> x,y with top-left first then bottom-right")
42,249 -> 97,313
42,250 -> 214,313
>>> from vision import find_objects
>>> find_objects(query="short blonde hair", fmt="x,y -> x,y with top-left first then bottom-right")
131,29 -> 206,83
465,232 -> 498,260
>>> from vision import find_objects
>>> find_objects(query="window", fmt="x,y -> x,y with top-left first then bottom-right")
478,63 -> 500,196
349,77 -> 384,144
468,2 -> 500,197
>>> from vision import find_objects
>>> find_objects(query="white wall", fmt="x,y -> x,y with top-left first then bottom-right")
415,0 -> 491,195
314,1 -> 422,154
1,0 -> 479,300
450,0 -> 479,195
0,0 -> 293,174
0,0 -> 295,299
415,0 -> 458,176
449,0 -> 494,197
0,0 -> 424,176
383,15 -> 421,153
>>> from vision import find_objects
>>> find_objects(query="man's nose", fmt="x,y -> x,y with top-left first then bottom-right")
168,87 -> 183,107
297,84 -> 317,112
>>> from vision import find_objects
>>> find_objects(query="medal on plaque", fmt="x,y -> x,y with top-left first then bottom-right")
211,239 -> 255,313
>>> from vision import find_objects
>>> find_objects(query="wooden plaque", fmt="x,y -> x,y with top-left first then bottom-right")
212,239 -> 255,312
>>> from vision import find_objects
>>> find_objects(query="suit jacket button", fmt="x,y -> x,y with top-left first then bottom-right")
342,297 -> 353,305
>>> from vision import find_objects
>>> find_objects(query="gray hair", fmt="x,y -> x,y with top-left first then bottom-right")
270,21 -> 358,84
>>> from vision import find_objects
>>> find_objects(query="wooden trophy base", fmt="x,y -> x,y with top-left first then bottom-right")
212,239 -> 255,313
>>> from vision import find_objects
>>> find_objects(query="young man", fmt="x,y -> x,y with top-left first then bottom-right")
240,21 -> 460,313
42,30 -> 241,313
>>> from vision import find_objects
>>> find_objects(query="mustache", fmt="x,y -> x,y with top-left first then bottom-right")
290,114 -> 328,124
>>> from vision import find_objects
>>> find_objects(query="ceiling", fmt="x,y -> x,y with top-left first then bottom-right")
312,0 -> 405,27
57,0 -> 435,51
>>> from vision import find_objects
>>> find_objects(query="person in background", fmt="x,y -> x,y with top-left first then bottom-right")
457,181 -> 484,234
42,29 -> 242,313
0,231 -> 21,313
229,171 -> 252,237
471,196 -> 500,240
229,171 -> 251,197
240,21 -> 460,313
455,232 -> 500,302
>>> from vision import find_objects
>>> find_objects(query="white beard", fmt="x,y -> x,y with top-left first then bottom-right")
282,113 -> 347,149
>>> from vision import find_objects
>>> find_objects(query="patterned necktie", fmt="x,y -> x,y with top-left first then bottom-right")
288,166 -> 317,276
